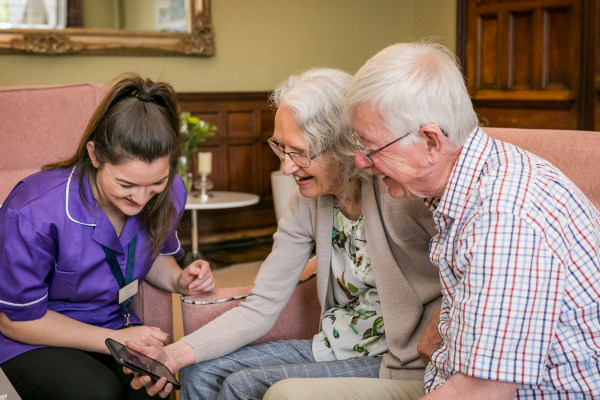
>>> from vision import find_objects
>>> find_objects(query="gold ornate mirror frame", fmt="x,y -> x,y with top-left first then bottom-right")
0,0 -> 214,56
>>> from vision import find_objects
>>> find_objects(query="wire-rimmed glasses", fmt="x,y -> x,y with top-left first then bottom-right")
352,131 -> 411,165
267,137 -> 322,168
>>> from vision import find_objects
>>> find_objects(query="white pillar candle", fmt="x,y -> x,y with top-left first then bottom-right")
198,152 -> 212,175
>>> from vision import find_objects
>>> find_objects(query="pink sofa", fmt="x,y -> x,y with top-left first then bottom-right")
179,126 -> 600,344
485,127 -> 600,211
0,83 -> 174,339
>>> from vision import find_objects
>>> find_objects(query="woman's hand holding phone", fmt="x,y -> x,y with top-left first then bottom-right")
111,325 -> 169,350
125,340 -> 197,398
125,341 -> 178,398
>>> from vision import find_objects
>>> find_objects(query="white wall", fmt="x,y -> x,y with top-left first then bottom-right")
0,0 -> 456,92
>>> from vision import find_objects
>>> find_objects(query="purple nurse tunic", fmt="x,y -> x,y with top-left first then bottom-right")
0,166 -> 186,364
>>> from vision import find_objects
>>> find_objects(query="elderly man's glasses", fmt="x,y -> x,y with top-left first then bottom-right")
352,131 -> 411,165
267,137 -> 322,168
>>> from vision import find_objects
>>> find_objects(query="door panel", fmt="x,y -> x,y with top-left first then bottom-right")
461,0 -> 592,129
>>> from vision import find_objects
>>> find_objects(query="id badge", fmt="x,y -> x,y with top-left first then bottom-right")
118,279 -> 139,304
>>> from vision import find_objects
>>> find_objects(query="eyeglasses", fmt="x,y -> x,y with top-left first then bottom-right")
352,131 -> 411,165
267,137 -> 322,168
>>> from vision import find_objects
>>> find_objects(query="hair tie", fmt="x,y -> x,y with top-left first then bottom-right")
135,93 -> 154,103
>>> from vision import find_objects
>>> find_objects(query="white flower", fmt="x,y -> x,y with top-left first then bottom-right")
332,310 -> 354,331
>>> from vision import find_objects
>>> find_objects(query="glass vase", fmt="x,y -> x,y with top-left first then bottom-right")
178,155 -> 192,192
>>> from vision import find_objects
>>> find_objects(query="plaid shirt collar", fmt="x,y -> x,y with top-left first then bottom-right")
426,127 -> 492,220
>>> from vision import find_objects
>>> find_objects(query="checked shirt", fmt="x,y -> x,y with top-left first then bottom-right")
424,127 -> 600,398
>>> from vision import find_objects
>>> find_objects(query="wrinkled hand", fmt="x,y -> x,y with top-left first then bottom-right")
124,341 -> 177,398
113,325 -> 169,348
178,259 -> 215,295
417,305 -> 442,364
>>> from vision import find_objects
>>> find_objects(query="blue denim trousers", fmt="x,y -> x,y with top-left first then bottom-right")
179,339 -> 382,400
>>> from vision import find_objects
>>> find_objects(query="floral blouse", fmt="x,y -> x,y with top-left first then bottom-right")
312,206 -> 388,361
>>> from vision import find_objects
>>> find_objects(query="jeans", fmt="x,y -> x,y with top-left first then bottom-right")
180,339 -> 382,400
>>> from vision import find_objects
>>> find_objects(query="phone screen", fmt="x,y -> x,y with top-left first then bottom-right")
105,338 -> 181,390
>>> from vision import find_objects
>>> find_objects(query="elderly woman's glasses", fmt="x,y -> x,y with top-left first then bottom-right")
267,137 -> 322,168
352,131 -> 411,165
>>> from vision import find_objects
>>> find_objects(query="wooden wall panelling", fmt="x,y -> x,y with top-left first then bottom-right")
597,0 -> 600,130
510,10 -> 535,91
463,0 -> 583,129
176,92 -> 280,245
597,29 -> 600,130
583,0 -> 600,130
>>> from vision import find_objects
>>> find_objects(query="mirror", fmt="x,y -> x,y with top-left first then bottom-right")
0,0 -> 214,56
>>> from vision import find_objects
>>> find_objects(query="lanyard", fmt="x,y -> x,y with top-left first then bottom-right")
101,235 -> 137,326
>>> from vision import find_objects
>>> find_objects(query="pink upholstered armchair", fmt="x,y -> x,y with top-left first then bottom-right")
0,83 -> 174,339
485,127 -> 600,211
180,258 -> 320,341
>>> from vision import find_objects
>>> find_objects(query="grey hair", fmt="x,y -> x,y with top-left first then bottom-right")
346,42 -> 479,146
270,67 -> 369,192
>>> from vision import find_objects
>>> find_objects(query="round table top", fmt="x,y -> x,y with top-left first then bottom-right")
185,190 -> 259,210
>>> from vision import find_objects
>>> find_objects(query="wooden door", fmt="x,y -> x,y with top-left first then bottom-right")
458,0 -> 599,130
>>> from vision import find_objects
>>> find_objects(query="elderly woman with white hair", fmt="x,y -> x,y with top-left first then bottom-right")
127,67 -> 441,400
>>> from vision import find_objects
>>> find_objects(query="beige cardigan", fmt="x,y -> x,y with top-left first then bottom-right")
181,176 -> 441,380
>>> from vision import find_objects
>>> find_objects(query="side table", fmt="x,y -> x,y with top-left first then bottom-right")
185,191 -> 260,259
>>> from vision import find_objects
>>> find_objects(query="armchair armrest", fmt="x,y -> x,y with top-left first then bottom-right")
181,258 -> 320,344
128,282 -> 177,400
130,281 -> 174,343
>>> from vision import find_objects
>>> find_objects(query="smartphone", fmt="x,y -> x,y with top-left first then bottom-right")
105,338 -> 181,390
